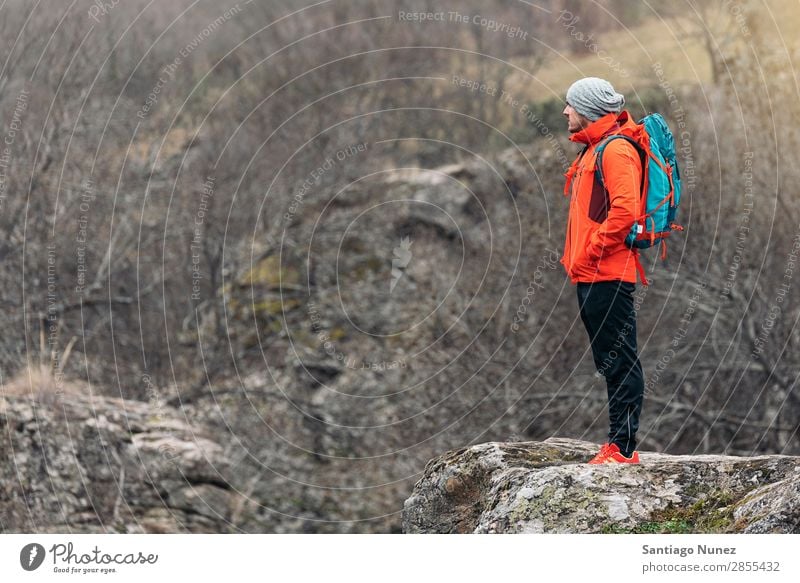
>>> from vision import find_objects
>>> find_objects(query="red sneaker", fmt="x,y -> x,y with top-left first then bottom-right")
588,442 -> 640,464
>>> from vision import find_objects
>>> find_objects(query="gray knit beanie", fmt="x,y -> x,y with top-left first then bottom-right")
565,77 -> 625,121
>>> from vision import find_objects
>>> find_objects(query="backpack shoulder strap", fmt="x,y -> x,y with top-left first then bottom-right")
594,134 -> 646,195
594,134 -> 651,287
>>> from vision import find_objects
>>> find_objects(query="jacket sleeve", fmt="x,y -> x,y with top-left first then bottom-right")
586,139 -> 642,261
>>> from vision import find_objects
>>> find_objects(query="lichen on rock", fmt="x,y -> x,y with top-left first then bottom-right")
402,438 -> 800,534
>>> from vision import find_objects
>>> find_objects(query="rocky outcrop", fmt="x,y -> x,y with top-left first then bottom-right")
402,438 -> 800,534
0,392 -> 238,533
0,381 -> 412,534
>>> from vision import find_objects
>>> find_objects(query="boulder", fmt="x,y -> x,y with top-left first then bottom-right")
0,393 -> 237,533
402,438 -> 800,533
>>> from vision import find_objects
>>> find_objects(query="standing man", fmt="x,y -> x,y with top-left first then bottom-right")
560,77 -> 645,464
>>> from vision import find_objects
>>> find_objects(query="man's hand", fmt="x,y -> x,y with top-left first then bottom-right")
586,239 -> 603,263
581,247 -> 600,271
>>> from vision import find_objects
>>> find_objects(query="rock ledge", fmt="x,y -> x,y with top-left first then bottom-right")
402,438 -> 800,534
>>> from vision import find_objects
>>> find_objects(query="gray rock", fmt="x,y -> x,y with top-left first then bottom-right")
0,393 -> 236,533
382,164 -> 481,238
733,471 -> 800,533
402,438 -> 800,533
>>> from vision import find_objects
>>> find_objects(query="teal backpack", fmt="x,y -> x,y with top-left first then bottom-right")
594,113 -> 684,285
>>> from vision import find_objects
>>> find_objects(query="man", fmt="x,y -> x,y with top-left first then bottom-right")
560,77 -> 645,464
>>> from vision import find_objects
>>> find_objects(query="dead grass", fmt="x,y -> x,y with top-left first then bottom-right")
505,17 -> 712,106
1,364 -> 89,404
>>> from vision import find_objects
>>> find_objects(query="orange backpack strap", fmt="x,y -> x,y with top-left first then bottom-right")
633,248 -> 650,286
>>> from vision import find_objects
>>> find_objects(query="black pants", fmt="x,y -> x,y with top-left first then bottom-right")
577,280 -> 644,456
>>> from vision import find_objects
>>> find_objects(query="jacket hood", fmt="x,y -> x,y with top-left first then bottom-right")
569,110 -> 637,146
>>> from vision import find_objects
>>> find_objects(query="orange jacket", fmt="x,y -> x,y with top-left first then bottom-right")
561,110 -> 642,284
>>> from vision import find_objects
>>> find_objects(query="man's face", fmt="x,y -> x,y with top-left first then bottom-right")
563,103 -> 592,134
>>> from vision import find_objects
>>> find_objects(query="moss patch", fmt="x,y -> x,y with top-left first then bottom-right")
328,327 -> 346,341
239,255 -> 299,289
252,298 -> 301,315
602,519 -> 692,534
604,490 -> 738,534
500,444 -> 588,469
